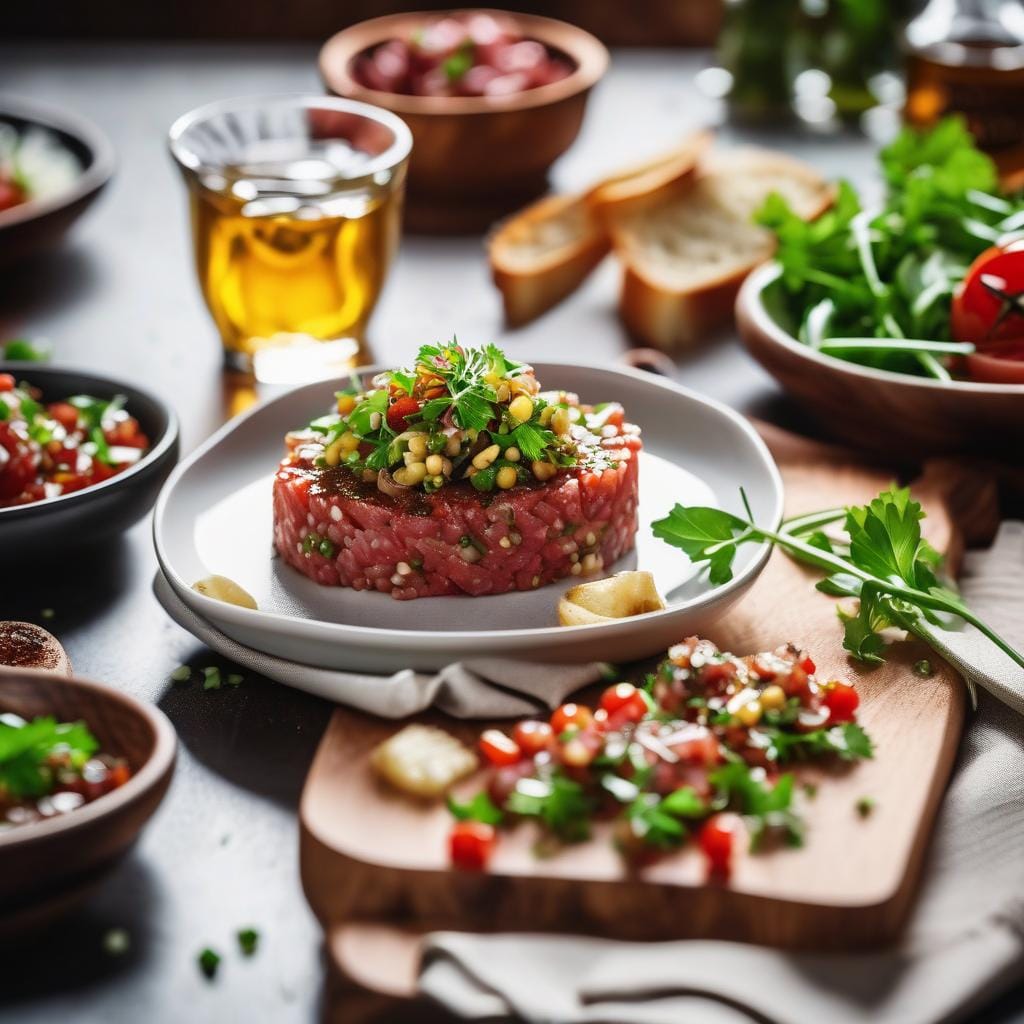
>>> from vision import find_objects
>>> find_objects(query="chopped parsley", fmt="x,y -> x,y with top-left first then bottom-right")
197,947 -> 221,980
0,714 -> 98,799
237,928 -> 260,956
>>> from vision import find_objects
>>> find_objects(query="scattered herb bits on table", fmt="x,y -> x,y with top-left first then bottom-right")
0,376 -> 150,507
273,341 -> 642,598
446,636 -> 873,879
0,713 -> 131,830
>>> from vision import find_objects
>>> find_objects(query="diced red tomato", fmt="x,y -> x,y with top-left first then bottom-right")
550,703 -> 593,736
46,402 -> 80,432
449,820 -> 496,871
0,178 -> 25,212
599,683 -> 648,724
512,719 -> 552,755
386,395 -> 422,432
0,373 -> 15,392
800,655 -> 816,675
699,813 -> 742,880
478,729 -> 521,767
822,681 -> 859,724
0,422 -> 39,501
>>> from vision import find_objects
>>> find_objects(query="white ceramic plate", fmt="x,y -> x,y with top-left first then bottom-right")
154,362 -> 783,672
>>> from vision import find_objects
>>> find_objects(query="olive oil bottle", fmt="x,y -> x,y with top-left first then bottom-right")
904,0 -> 1024,173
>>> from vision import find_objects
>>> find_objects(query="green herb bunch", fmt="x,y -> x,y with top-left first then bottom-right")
757,117 -> 1024,379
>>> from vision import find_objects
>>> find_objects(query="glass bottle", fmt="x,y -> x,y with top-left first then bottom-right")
904,0 -> 1024,173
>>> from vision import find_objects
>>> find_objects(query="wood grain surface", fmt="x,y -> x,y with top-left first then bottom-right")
300,431 -> 971,989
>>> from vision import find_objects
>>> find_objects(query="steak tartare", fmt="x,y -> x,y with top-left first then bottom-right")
272,342 -> 641,599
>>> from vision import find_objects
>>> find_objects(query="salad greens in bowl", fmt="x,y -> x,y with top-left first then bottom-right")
737,117 -> 1024,456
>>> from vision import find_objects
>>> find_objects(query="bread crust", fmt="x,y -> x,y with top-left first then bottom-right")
489,193 -> 609,327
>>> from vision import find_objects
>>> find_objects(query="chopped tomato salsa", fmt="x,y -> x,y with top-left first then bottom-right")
0,377 -> 149,508
449,637 -> 874,880
0,713 -> 132,831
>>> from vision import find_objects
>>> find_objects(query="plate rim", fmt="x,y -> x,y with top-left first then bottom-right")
153,360 -> 783,644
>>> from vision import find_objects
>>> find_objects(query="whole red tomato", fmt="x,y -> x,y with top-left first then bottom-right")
951,238 -> 1024,382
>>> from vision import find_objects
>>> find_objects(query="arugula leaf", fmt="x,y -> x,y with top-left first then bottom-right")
447,791 -> 504,826
625,793 -> 686,849
756,722 -> 874,762
757,116 -> 1024,381
709,762 -> 803,849
650,506 -> 748,584
2,338 -> 50,361
506,773 -> 592,841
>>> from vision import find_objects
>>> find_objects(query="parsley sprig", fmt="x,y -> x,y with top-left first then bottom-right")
652,485 -> 1024,679
0,714 -> 99,799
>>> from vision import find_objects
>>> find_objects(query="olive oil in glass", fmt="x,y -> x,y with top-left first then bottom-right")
170,98 -> 411,379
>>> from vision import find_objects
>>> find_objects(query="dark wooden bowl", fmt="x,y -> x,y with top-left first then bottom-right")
0,364 -> 179,557
737,263 -> 1024,459
0,667 -> 176,934
0,95 -> 115,268
319,9 -> 608,233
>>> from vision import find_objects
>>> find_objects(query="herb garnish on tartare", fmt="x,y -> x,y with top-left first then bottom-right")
273,341 -> 642,598
299,341 -> 625,493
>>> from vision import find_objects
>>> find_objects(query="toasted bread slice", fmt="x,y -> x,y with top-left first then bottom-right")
488,132 -> 714,328
489,193 -> 609,328
613,150 -> 832,351
585,130 -> 714,223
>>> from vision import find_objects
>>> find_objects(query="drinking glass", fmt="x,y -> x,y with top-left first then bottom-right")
169,95 -> 411,380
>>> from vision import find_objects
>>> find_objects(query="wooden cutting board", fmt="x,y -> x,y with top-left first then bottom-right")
301,429 -> 980,1007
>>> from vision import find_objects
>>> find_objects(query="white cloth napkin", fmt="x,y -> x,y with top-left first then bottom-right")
153,571 -> 604,719
418,522 -> 1024,1024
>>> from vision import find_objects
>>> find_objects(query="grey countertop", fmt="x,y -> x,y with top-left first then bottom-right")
0,41 -> 1019,1024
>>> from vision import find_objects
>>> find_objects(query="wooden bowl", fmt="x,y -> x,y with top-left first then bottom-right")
319,9 -> 609,233
0,364 -> 179,557
736,263 -> 1024,459
0,622 -> 71,676
0,95 -> 115,268
0,668 -> 176,933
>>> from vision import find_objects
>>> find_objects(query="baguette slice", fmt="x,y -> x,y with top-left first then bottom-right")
613,150 -> 833,351
489,193 -> 610,328
488,132 -> 713,328
585,130 -> 714,223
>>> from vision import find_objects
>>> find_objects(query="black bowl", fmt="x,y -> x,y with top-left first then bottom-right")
0,365 -> 179,552
0,95 -> 115,268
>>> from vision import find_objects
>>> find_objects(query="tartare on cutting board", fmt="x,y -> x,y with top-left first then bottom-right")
273,342 -> 642,599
